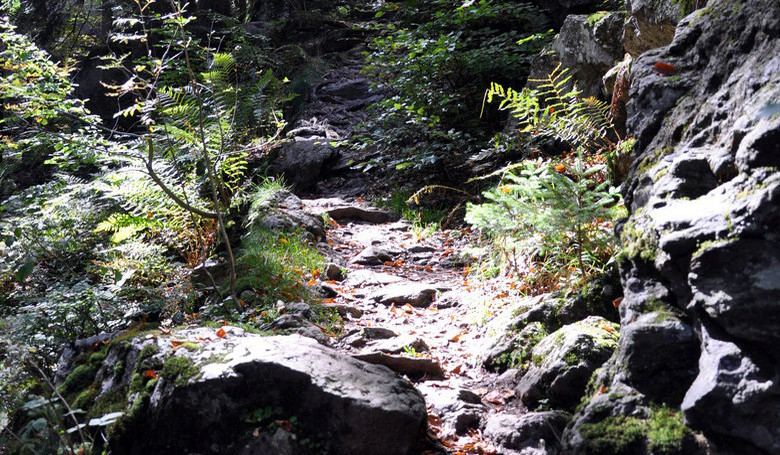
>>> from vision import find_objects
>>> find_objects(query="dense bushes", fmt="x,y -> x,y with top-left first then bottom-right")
359,0 -> 552,170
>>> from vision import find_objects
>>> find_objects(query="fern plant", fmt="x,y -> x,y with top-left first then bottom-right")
95,1 -> 286,301
485,63 -> 621,154
469,65 -> 630,291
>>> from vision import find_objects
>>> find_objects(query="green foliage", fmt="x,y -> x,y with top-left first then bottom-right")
485,64 -> 620,154
375,189 -> 446,232
0,17 -> 101,198
161,356 -> 199,387
360,0 -> 552,169
647,405 -> 690,454
233,227 -> 324,313
579,415 -> 647,454
469,66 -> 628,291
466,154 -> 624,290
579,405 -> 692,455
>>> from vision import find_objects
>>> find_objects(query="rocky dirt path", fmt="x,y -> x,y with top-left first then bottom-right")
279,54 -> 538,453
301,198 -> 510,453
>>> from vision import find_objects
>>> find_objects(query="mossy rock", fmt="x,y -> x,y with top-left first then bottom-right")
161,356 -> 200,387
516,316 -> 620,409
578,405 -> 694,455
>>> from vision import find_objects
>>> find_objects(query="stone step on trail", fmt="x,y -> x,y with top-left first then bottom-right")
303,197 -> 398,224
370,282 -> 449,308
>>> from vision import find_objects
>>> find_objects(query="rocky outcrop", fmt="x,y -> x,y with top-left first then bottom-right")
551,12 -> 626,97
565,0 -> 780,453
484,411 -> 571,455
623,0 -> 689,57
55,328 -> 428,455
271,138 -> 339,191
247,190 -> 325,241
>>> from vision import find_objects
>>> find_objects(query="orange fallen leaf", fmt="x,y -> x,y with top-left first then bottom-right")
450,364 -> 462,375
612,296 -> 623,308
307,279 -> 318,286
312,269 -> 320,278
216,327 -> 227,338
170,340 -> 184,348
144,369 -> 158,379
275,419 -> 294,432
653,61 -> 676,76
554,164 -> 566,172
449,330 -> 467,342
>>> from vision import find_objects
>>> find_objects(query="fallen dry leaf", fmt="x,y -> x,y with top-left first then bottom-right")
216,327 -> 227,338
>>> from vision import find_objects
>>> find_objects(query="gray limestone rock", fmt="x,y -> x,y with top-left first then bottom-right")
565,0 -> 780,452
57,329 -> 427,455
484,411 -> 571,455
271,138 -> 338,191
517,317 -> 619,409
249,190 -> 325,241
370,282 -> 443,307
552,12 -> 626,97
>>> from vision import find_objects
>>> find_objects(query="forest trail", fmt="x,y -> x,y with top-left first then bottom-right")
284,46 -> 528,453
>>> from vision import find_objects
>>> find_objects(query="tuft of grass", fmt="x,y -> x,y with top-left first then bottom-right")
235,227 -> 324,307
375,189 -> 446,234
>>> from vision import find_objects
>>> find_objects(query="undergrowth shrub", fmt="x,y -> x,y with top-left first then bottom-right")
468,66 -> 629,292
359,0 -> 552,171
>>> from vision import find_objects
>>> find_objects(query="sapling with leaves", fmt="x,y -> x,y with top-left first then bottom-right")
468,65 -> 628,291
466,152 -> 623,286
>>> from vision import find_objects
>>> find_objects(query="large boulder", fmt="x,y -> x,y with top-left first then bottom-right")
247,190 -> 325,241
516,316 -> 619,409
565,0 -> 780,453
54,328 -> 428,455
484,411 -> 571,455
551,12 -> 626,97
271,138 -> 338,191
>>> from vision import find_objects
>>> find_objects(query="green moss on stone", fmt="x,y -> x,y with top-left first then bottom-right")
59,364 -> 99,398
87,388 -> 128,420
89,348 -> 109,364
619,216 -> 658,263
161,356 -> 199,387
138,343 -> 160,362
113,360 -> 124,379
647,405 -> 690,454
580,404 -> 692,455
72,387 -> 98,411
580,415 -> 647,454
587,11 -> 608,27
180,342 -> 201,352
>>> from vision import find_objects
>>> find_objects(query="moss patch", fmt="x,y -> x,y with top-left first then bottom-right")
586,11 -> 608,27
161,356 -> 199,387
579,405 -> 692,455
647,406 -> 690,454
619,215 -> 658,263
58,363 -> 99,399
88,387 -> 128,420
580,415 -> 647,454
